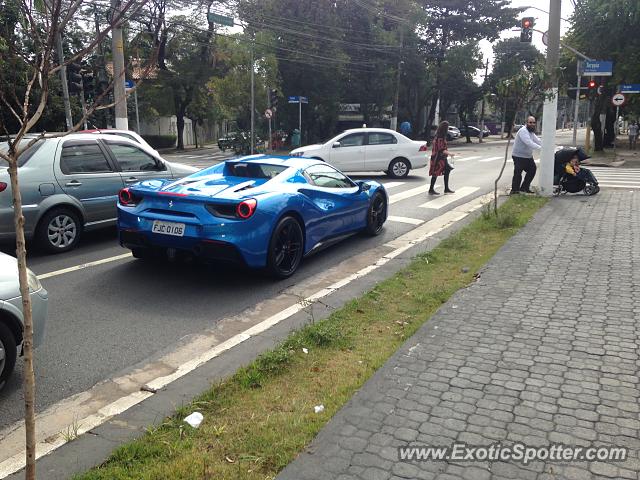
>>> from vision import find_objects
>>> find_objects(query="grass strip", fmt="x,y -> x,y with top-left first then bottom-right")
74,195 -> 547,480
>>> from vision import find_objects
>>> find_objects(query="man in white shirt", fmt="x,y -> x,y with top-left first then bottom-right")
511,116 -> 542,194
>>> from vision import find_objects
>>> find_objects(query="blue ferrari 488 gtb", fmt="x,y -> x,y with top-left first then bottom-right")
117,155 -> 388,278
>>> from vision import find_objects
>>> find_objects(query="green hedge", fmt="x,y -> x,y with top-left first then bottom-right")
141,135 -> 176,149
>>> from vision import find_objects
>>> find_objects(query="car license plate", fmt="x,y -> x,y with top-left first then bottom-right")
152,220 -> 185,237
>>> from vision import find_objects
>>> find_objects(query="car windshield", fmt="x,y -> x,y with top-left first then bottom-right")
227,162 -> 287,179
0,140 -> 44,167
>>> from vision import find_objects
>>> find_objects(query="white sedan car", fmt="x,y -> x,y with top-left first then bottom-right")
290,128 -> 428,178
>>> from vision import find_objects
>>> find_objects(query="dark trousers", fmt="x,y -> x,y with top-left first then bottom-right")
576,168 -> 598,185
512,156 -> 537,192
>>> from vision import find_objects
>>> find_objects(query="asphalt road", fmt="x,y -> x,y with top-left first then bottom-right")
1,129 -> 637,433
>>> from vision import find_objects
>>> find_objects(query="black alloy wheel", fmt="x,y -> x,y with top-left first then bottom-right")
365,192 -> 387,236
267,216 -> 304,278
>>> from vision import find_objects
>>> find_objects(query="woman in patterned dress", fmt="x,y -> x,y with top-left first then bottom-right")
428,121 -> 454,195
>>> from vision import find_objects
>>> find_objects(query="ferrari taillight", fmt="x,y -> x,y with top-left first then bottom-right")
236,199 -> 257,219
118,188 -> 141,206
0,182 -> 7,193
419,144 -> 428,152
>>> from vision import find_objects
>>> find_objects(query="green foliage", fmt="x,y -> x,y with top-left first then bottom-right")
141,135 -> 176,149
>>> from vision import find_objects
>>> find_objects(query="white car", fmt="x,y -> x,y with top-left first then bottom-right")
0,252 -> 47,389
290,128 -> 428,178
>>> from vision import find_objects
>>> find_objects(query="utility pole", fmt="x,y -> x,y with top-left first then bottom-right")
390,27 -> 404,131
250,34 -> 255,154
110,0 -> 128,130
538,0 -> 561,196
478,58 -> 489,143
56,33 -> 73,130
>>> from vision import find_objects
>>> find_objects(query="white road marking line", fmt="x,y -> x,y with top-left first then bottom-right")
389,184 -> 430,204
381,181 -> 405,190
455,156 -> 481,162
598,184 -> 640,188
478,156 -> 504,163
37,253 -> 132,280
387,215 -> 424,225
0,193 -> 494,479
419,186 -> 480,209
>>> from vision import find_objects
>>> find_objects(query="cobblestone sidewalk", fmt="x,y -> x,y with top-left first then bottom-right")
278,191 -> 640,480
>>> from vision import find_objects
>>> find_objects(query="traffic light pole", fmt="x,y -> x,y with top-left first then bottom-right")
56,32 -> 73,130
572,62 -> 582,147
538,0 -> 561,196
250,33 -> 255,155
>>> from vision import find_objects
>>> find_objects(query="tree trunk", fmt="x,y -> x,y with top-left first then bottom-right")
591,110 -> 603,151
193,121 -> 199,148
604,105 -> 616,147
425,93 -> 438,140
176,97 -> 185,150
7,154 -> 37,480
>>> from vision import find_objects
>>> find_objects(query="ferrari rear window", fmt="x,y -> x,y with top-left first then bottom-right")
227,163 -> 287,179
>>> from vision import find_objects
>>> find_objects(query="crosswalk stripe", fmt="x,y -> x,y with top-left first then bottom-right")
456,156 -> 481,162
599,184 -> 640,188
387,215 -> 424,225
419,186 -> 480,209
478,156 -> 504,163
389,184 -> 430,204
381,182 -> 405,190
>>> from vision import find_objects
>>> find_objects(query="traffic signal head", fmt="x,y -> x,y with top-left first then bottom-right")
66,62 -> 83,94
587,80 -> 597,89
82,71 -> 95,100
520,17 -> 534,43
270,88 -> 278,110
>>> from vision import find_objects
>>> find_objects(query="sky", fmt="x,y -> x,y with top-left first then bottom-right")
475,0 -> 576,82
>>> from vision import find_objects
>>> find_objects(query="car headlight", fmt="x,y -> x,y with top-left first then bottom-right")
27,268 -> 42,292
290,151 -> 304,157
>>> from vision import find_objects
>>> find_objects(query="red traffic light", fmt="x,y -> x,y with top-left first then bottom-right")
523,19 -> 531,28
588,80 -> 597,88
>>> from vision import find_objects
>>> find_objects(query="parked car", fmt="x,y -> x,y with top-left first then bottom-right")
0,134 -> 197,253
289,128 -> 428,178
0,252 -> 47,389
458,125 -> 491,138
430,125 -> 461,141
79,129 -> 157,153
117,156 -> 388,278
217,131 -> 237,151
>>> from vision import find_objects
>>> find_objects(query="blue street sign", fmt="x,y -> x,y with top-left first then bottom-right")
581,60 -> 613,76
620,84 -> 640,94
124,80 -> 134,89
288,96 -> 309,104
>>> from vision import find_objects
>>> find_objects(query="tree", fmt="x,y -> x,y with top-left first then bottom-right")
0,1 -> 142,477
414,0 -> 522,137
487,38 -> 544,138
564,0 -> 640,150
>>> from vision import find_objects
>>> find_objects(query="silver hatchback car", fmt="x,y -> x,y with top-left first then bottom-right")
0,252 -> 47,389
0,133 -> 197,252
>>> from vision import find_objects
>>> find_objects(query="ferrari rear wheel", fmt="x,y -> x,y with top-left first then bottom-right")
267,216 -> 304,279
365,192 -> 387,236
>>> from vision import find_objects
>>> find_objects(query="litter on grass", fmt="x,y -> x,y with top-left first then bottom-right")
184,412 -> 204,428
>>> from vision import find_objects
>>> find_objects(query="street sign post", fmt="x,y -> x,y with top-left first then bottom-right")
124,80 -> 140,133
288,96 -> 309,138
619,84 -> 640,94
611,93 -> 626,107
207,13 -> 234,27
581,60 -> 613,76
